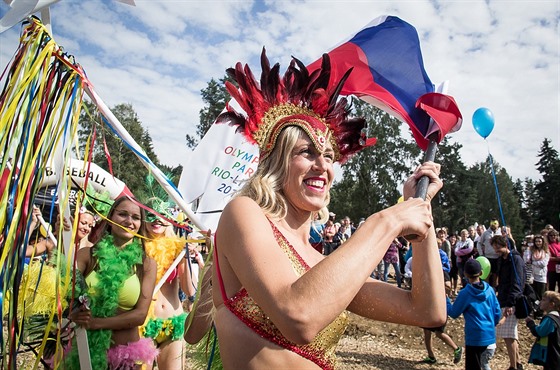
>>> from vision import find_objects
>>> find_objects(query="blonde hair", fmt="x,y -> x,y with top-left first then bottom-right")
236,126 -> 330,220
543,290 -> 560,310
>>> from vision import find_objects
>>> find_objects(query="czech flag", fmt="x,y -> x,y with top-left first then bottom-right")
308,15 -> 462,150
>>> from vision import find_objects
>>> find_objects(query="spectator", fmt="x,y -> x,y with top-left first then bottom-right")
341,216 -> 355,238
335,224 -> 349,247
474,224 -> 485,255
438,228 -> 451,259
525,235 -> 550,317
455,229 -> 475,289
468,225 -> 477,241
383,238 -> 403,288
449,233 -> 460,296
523,235 -> 535,285
358,217 -> 366,228
546,230 -> 560,291
479,220 -> 501,288
404,256 -> 413,289
309,213 -> 325,253
502,226 -> 518,254
398,236 -> 410,276
322,213 -> 338,255
447,259 -> 501,370
525,290 -> 560,369
421,247 -> 460,365
492,235 -> 526,370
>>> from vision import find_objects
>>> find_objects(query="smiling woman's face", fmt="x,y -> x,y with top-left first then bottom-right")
110,200 -> 142,244
146,219 -> 169,237
283,134 -> 335,214
76,212 -> 95,241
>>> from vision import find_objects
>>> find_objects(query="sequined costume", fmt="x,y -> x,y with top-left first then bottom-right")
215,220 -> 349,370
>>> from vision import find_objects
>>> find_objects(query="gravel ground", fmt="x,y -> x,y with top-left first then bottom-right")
334,312 -> 539,370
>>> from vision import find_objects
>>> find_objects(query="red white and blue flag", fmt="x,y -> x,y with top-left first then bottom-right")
180,16 -> 463,230
308,15 -> 462,150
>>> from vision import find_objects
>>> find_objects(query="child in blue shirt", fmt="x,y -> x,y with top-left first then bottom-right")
525,291 -> 560,370
447,258 -> 501,370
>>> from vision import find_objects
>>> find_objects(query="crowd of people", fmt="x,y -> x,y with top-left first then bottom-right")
14,49 -> 559,370
311,214 -> 560,370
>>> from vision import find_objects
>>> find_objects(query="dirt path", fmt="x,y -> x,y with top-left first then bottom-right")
336,313 -> 539,370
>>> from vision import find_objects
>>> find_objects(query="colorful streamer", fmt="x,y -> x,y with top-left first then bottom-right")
0,17 -> 85,369
0,15 -> 212,369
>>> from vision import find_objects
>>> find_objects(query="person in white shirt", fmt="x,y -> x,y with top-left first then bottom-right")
455,229 -> 475,289
478,220 -> 500,288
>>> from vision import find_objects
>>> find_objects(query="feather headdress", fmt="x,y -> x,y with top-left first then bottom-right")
217,48 -> 376,163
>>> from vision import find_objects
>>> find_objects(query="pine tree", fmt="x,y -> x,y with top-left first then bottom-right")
186,76 -> 231,149
77,102 -> 162,198
468,157 -> 523,240
534,139 -> 560,230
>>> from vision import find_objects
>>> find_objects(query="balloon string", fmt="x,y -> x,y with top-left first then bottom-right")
485,141 -> 506,228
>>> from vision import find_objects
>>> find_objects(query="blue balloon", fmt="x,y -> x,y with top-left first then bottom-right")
472,107 -> 495,139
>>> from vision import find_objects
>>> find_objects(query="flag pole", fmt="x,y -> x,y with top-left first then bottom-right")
404,82 -> 448,241
413,81 -> 449,200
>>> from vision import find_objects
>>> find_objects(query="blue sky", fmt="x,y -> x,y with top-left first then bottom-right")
1,0 -> 558,182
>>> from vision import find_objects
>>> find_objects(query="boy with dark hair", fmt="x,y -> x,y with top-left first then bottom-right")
492,234 -> 526,370
447,258 -> 502,369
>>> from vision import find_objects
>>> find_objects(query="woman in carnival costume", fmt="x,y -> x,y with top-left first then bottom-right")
67,196 -> 158,370
141,198 -> 197,370
24,205 -> 95,261
212,49 -> 446,369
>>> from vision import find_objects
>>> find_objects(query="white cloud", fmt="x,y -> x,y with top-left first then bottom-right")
1,0 -> 558,182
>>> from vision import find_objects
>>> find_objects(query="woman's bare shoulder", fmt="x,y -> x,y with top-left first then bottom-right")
221,197 -> 264,225
224,196 -> 259,212
218,197 -> 270,243
76,246 -> 93,274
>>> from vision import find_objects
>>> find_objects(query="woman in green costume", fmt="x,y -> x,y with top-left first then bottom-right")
69,196 -> 158,369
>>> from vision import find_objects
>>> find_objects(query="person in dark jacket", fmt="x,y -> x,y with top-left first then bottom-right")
492,235 -> 526,370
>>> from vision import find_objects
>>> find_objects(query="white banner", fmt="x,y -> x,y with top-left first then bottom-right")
179,120 -> 259,231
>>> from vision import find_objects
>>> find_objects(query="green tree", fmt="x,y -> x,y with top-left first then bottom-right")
534,138 -> 560,230
329,99 -> 421,222
430,138 -> 477,234
186,76 -> 231,149
468,156 -> 523,240
514,178 -> 539,234
77,102 -> 161,198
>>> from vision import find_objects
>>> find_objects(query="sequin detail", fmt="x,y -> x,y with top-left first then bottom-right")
220,221 -> 349,370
